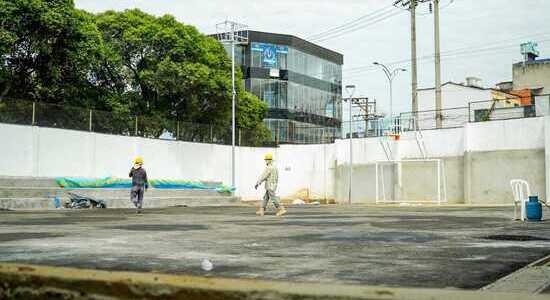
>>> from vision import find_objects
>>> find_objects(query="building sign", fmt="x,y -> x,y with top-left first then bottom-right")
251,43 -> 288,67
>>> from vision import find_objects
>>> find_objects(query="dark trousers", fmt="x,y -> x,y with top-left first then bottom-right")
130,185 -> 144,209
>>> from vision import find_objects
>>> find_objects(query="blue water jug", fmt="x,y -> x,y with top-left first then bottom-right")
526,196 -> 542,221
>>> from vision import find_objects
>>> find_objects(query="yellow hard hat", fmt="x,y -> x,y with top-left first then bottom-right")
134,156 -> 144,164
264,153 -> 273,161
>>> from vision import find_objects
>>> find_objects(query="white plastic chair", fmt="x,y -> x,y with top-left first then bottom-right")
510,179 -> 530,221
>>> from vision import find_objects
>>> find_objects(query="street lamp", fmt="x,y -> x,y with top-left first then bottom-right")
373,62 -> 407,121
345,84 -> 356,205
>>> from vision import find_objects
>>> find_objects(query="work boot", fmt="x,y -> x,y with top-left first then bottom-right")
256,207 -> 264,216
276,207 -> 287,217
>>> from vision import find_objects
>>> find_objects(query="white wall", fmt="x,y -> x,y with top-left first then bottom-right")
465,117 -> 546,152
0,124 -> 334,201
0,117 -> 547,202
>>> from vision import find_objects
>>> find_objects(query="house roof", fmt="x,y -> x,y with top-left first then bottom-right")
513,58 -> 550,66
417,81 -> 488,91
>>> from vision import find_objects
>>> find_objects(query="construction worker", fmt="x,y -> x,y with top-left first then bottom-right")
129,156 -> 148,213
255,153 -> 286,217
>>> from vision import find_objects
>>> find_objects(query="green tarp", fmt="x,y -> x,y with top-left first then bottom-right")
55,177 -> 234,193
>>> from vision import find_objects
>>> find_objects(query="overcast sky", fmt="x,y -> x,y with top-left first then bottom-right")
76,0 -> 550,118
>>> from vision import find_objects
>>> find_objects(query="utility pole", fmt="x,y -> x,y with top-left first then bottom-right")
395,0 -> 431,115
433,0 -> 443,128
216,21 -> 248,189
350,97 -> 378,136
411,0 -> 418,114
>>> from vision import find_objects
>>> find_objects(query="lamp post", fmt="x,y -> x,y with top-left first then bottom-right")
345,84 -> 356,205
216,21 -> 248,190
373,62 -> 406,121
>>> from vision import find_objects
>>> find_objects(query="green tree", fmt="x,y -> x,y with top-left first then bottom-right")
0,2 -> 270,144
94,9 -> 268,142
0,0 -> 104,105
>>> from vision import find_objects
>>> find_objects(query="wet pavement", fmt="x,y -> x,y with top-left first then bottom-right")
1,205 -> 549,290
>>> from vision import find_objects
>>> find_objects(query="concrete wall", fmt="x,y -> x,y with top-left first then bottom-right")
334,117 -> 547,205
1,116 -> 549,204
513,61 -> 550,95
0,124 -> 334,201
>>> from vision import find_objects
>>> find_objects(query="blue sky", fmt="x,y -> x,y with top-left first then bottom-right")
75,0 -> 550,119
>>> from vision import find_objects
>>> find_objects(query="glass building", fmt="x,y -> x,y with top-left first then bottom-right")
219,31 -> 343,144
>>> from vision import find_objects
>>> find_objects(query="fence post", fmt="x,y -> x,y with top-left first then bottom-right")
89,109 -> 93,132
210,125 -> 213,143
134,116 -> 138,136
32,102 -> 36,125
176,121 -> 180,140
238,129 -> 241,146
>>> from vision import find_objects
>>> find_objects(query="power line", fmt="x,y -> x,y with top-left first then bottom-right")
342,31 -> 550,76
305,4 -> 395,41
343,37 -> 550,79
311,9 -> 405,43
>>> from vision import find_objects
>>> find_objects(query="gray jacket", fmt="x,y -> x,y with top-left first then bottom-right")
129,167 -> 148,188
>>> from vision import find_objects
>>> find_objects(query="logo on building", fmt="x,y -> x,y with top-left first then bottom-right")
251,43 -> 289,68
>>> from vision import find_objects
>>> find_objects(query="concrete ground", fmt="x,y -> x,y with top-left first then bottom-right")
1,205 -> 550,290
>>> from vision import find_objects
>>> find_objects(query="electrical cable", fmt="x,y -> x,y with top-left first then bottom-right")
305,4 -> 395,40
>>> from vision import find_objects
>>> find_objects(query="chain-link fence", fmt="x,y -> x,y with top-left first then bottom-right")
0,99 -> 340,146
344,95 -> 550,138
400,107 -> 469,131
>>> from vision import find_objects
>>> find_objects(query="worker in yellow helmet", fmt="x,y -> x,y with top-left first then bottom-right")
255,153 -> 286,217
129,156 -> 148,214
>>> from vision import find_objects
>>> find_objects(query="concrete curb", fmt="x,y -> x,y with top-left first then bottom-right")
482,254 -> 550,294
1,263 -> 549,300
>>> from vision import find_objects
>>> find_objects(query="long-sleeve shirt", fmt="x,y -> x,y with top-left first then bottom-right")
129,167 -> 148,188
256,164 -> 278,192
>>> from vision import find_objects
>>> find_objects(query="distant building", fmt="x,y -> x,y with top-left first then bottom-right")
215,30 -> 343,144
513,58 -> 550,96
415,78 -> 523,127
417,78 -> 492,112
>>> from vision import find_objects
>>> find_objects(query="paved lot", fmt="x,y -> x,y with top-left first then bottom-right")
1,205 -> 549,290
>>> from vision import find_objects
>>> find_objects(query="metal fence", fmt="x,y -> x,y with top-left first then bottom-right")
468,94 -> 550,122
345,94 -> 550,138
0,99 -> 339,146
400,107 -> 469,131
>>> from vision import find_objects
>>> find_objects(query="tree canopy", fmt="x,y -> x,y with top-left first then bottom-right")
0,0 -> 269,144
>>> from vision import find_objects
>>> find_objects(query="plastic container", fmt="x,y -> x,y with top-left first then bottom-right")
526,196 -> 542,221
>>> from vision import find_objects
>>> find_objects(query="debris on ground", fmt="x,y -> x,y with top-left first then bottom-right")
201,259 -> 214,271
292,199 -> 306,205
64,193 -> 107,209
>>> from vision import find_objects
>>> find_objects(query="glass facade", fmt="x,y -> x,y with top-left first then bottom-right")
264,119 -> 339,144
223,44 -> 246,66
225,37 -> 342,144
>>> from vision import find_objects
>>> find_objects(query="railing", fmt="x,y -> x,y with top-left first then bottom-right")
468,94 -> 550,122
0,99 -> 339,146
400,107 -> 469,131
345,94 -> 550,138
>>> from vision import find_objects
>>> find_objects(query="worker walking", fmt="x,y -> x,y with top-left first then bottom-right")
129,156 -> 148,214
255,153 -> 286,217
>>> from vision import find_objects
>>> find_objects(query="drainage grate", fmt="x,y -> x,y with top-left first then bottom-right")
483,235 -> 550,241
